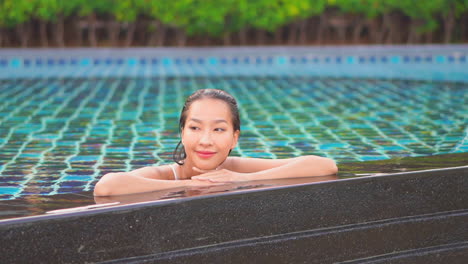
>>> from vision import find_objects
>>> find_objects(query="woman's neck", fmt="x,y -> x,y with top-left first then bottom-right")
177,158 -> 229,180
177,160 -> 201,180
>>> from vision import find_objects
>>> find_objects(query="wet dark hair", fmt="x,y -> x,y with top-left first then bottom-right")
173,89 -> 241,165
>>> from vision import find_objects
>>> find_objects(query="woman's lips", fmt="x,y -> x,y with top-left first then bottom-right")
196,151 -> 216,159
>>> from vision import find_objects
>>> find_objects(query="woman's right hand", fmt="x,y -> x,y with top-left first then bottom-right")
185,179 -> 225,187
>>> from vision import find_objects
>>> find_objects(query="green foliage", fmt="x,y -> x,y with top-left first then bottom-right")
442,0 -> 468,17
0,0 -> 34,27
111,0 -> 145,22
330,0 -> 395,18
248,0 -> 303,32
74,0 -> 110,17
0,0 -> 467,37
143,0 -> 232,37
33,0 -> 59,21
393,0 -> 444,32
143,0 -> 193,29
32,0 -> 79,21
176,0 -> 232,36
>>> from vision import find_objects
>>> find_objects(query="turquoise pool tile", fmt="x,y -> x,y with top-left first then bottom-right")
276,56 -> 288,65
390,56 -> 401,64
393,138 -> 412,143
208,57 -> 218,65
349,124 -> 371,129
359,156 -> 387,161
445,136 -> 464,141
79,58 -> 92,66
19,153 -> 42,158
70,156 -> 99,162
271,141 -> 289,147
380,146 -> 406,151
435,55 -> 446,63
346,56 -> 357,64
33,134 -> 58,140
127,58 -> 138,66
162,58 -> 173,66
10,58 -> 23,68
0,187 -> 19,195
319,143 -> 348,150
106,147 -> 130,153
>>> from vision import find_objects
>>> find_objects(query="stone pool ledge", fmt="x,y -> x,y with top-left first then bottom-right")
1,165 -> 467,263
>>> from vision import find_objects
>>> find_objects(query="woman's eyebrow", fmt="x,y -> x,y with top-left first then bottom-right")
189,118 -> 203,123
189,118 -> 227,124
213,119 -> 228,124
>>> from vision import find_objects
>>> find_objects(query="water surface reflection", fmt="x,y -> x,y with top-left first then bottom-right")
93,175 -> 338,206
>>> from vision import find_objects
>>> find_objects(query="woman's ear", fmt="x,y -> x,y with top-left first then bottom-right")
180,128 -> 185,144
231,130 -> 240,149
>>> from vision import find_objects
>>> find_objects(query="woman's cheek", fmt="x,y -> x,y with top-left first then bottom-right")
183,131 -> 198,145
221,134 -> 234,153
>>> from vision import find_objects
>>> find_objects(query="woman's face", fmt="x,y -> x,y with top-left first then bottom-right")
181,98 -> 239,170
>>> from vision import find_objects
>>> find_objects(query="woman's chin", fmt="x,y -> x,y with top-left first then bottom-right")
193,159 -> 220,171
195,163 -> 217,171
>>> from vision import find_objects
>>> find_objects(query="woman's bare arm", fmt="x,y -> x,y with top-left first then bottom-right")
93,166 -> 216,196
232,155 -> 337,176
94,173 -> 186,197
237,155 -> 337,180
193,156 -> 338,182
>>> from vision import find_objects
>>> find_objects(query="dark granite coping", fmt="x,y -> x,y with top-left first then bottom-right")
1,165 -> 466,226
1,165 -> 466,263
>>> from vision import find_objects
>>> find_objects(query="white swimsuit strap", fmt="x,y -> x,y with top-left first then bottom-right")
170,164 -> 179,180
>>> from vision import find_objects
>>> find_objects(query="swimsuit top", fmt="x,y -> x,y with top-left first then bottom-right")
170,164 -> 179,180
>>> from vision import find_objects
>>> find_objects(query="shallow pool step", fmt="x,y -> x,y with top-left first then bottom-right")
340,242 -> 468,264
104,209 -> 468,263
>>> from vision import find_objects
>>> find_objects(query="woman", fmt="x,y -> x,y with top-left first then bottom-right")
94,89 -> 337,196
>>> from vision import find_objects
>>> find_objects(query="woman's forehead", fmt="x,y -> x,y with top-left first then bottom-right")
187,98 -> 233,122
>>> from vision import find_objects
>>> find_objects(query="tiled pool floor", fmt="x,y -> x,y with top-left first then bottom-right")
0,76 -> 467,200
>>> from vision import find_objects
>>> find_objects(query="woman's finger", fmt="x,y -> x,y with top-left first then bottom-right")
195,174 -> 232,182
193,176 -> 221,182
192,173 -> 218,180
191,176 -> 211,181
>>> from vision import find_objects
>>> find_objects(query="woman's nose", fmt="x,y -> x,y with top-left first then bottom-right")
199,131 -> 213,145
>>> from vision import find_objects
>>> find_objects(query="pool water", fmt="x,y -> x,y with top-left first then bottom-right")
0,76 -> 466,200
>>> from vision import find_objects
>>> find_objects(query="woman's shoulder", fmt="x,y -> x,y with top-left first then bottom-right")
223,156 -> 242,169
132,164 -> 176,180
155,163 -> 179,180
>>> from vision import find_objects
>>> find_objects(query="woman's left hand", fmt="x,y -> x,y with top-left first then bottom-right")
191,167 -> 250,183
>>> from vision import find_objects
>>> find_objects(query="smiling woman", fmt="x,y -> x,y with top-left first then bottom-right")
93,89 -> 338,196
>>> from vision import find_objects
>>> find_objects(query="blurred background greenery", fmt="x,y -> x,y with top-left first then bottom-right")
0,0 -> 467,47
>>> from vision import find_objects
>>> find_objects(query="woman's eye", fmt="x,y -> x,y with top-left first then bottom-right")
189,126 -> 200,131
214,128 -> 226,132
